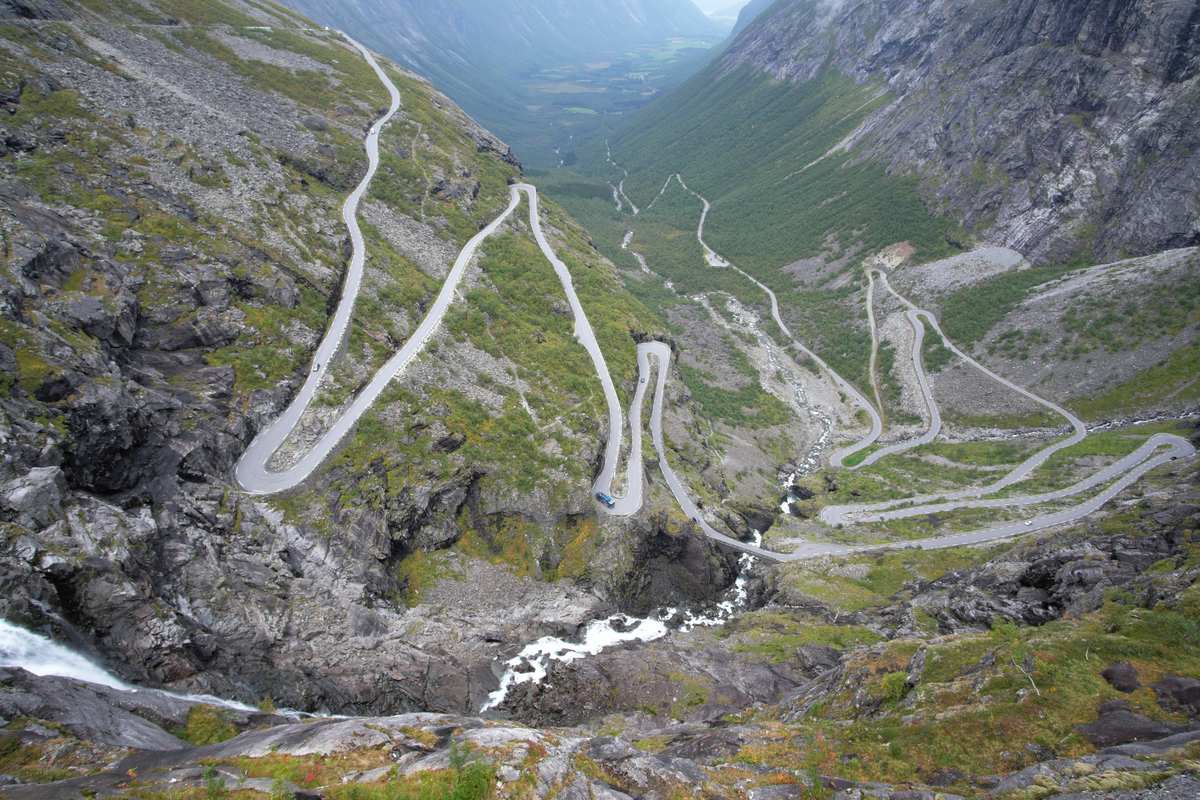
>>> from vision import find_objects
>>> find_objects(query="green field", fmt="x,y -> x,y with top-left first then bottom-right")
605,66 -> 966,286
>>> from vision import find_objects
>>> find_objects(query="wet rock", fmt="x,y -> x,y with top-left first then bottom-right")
1075,700 -> 1186,747
387,473 -> 477,551
796,645 -> 842,674
0,668 -> 188,751
610,515 -> 740,616
660,727 -> 744,762
908,529 -> 1186,634
0,466 -> 65,529
33,372 -> 75,403
60,380 -> 140,493
300,114 -> 329,132
0,343 -> 15,383
501,624 -> 812,726
56,293 -> 136,346
1102,662 -> 1141,693
1153,675 -> 1200,717
18,237 -> 79,284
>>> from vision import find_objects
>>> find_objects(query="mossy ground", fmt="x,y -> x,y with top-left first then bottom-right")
728,584 -> 1200,791
774,545 -> 1005,614
721,610 -> 883,662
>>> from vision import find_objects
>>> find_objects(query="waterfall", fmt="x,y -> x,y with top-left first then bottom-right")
0,618 -> 131,691
0,618 -> 295,716
481,533 -> 763,713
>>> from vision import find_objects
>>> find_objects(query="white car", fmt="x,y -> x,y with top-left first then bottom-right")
1024,520 -> 1033,527
312,362 -> 321,374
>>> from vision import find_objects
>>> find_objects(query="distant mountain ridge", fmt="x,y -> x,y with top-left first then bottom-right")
613,0 -> 1200,268
279,0 -> 722,163
282,0 -> 721,65
694,0 -> 753,25
730,0 -> 775,36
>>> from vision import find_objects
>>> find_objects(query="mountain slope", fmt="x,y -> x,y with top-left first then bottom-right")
6,491 -> 1200,798
2,3 -> 1200,798
0,0 -> 738,716
730,0 -> 775,36
613,0 -> 1200,267
595,0 -> 1200,422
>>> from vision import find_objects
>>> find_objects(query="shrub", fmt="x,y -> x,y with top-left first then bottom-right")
879,671 -> 910,704
203,765 -> 228,799
180,705 -> 238,746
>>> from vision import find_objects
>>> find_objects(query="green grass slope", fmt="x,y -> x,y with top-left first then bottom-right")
607,66 -> 965,287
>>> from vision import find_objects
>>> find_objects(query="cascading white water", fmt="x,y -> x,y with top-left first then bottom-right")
480,614 -> 669,712
0,618 -> 279,716
0,618 -> 131,690
480,533 -> 763,713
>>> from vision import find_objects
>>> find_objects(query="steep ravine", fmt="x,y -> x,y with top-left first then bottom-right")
5,490 -> 1200,798
0,0 -> 739,718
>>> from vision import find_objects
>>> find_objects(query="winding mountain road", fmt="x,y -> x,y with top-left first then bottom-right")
817,272 -> 1195,533
622,339 -> 1195,565
608,166 -> 1194,562
853,307 -> 942,468
236,34 -> 405,495
671,174 -> 883,467
637,342 -> 776,560
852,268 -> 945,469
865,269 -> 887,421
523,186 -> 641,515
236,39 -> 640,513
820,271 -> 1095,523
239,40 -> 1194,567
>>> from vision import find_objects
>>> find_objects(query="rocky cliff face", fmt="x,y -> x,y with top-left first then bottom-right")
3,482 -> 1199,798
0,0 -> 738,717
723,0 -> 1200,263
